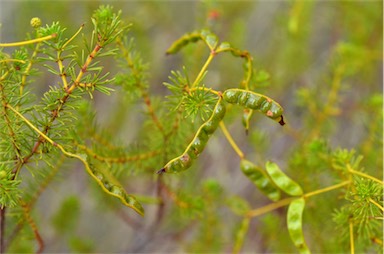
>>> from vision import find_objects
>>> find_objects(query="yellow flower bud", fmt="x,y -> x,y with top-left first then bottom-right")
30,17 -> 42,28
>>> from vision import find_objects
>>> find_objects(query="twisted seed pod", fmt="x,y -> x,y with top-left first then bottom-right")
89,164 -> 144,216
240,159 -> 281,201
166,32 -> 201,55
166,29 -> 219,54
223,88 -> 285,125
158,97 -> 226,174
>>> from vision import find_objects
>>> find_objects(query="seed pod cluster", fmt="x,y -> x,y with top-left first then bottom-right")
223,88 -> 285,126
158,97 -> 226,174
240,159 -> 281,201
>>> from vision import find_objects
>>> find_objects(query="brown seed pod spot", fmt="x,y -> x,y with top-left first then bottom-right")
181,154 -> 190,162
266,110 -> 273,117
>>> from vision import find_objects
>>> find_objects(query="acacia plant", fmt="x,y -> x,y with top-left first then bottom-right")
0,4 -> 382,253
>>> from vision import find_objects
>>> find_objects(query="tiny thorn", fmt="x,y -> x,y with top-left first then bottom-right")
279,116 -> 286,126
156,168 -> 166,174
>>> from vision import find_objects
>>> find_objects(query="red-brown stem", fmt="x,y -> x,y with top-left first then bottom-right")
142,91 -> 164,134
21,203 -> 43,253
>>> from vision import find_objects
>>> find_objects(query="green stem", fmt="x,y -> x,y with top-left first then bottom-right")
347,165 -> 383,185
247,180 -> 351,218
219,121 -> 244,159
369,198 -> 384,212
349,219 -> 355,254
191,52 -> 215,88
303,180 -> 351,198
0,34 -> 56,47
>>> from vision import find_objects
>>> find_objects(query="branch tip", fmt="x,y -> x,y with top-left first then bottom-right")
157,168 -> 166,174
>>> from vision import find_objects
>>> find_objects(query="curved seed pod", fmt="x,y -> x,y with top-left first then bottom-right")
158,98 -> 226,174
200,29 -> 218,50
287,198 -> 310,254
240,159 -> 281,201
88,163 -> 144,216
166,31 -> 201,55
265,161 -> 303,196
166,29 -> 219,55
223,88 -> 285,126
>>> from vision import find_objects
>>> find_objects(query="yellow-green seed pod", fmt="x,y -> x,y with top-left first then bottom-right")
265,161 -> 303,196
87,162 -> 144,216
166,32 -> 201,55
240,159 -> 281,201
158,97 -> 226,174
30,17 -> 42,28
287,198 -> 310,253
223,88 -> 285,126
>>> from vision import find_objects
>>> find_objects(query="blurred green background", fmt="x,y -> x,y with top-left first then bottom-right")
0,0 -> 382,253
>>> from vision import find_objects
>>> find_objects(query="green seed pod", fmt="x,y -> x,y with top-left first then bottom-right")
240,159 -> 281,201
269,102 -> 283,118
166,31 -> 201,55
222,89 -> 239,104
92,171 -> 105,181
245,94 -> 265,110
259,99 -> 272,113
223,88 -> 285,126
287,198 -> 310,254
30,17 -> 42,28
180,153 -> 193,168
265,161 -> 303,196
200,29 -> 218,50
158,98 -> 226,174
102,180 -> 112,191
202,120 -> 216,135
189,136 -> 206,159
238,91 -> 250,105
110,186 -> 124,196
203,100 -> 226,135
87,163 -> 144,216
211,99 -> 226,122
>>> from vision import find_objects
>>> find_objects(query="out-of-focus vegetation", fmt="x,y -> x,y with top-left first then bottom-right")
0,1 -> 382,253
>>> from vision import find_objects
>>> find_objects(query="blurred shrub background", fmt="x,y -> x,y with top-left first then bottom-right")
0,0 -> 382,253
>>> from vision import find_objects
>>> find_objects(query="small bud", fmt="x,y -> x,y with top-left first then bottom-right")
0,170 -> 7,179
30,17 -> 42,28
